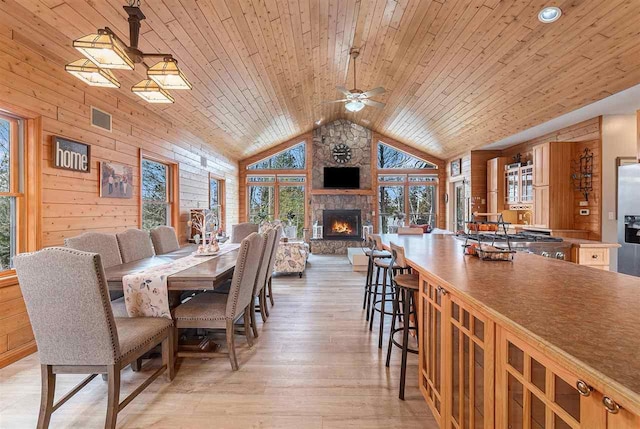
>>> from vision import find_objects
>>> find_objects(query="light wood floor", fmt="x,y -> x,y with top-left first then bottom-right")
0,255 -> 437,428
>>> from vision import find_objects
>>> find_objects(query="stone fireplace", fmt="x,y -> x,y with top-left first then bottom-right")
323,209 -> 361,241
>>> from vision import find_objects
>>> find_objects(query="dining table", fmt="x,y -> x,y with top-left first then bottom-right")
104,244 -> 239,293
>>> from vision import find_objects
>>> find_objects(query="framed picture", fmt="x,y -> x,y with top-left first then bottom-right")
100,161 -> 133,199
52,136 -> 91,173
450,158 -> 462,177
615,157 -> 638,219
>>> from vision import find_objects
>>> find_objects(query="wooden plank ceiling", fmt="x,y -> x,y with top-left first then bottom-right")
3,0 -> 640,160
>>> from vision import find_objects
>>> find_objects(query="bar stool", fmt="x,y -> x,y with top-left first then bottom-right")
362,234 -> 391,321
385,242 -> 419,400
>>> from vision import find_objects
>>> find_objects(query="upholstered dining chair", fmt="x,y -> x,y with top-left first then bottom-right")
64,232 -> 128,317
264,225 -> 283,308
251,228 -> 277,331
150,225 -> 180,254
14,247 -> 174,429
116,228 -> 155,262
230,222 -> 259,243
173,232 -> 264,370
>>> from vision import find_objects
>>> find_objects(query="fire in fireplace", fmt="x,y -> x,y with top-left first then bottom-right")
323,209 -> 361,240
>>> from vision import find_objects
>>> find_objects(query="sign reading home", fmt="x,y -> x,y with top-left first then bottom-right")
53,136 -> 91,173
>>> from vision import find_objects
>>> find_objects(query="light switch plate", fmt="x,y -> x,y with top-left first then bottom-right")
608,212 -> 615,220
579,209 -> 590,216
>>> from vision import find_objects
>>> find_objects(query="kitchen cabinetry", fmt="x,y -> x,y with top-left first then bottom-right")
496,326 -> 640,429
506,167 -> 520,205
487,157 -> 507,220
520,165 -> 534,203
532,142 -> 573,229
419,275 -> 495,428
568,241 -> 619,271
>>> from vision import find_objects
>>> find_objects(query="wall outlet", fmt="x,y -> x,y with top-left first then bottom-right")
608,212 -> 615,220
579,201 -> 589,207
579,209 -> 590,216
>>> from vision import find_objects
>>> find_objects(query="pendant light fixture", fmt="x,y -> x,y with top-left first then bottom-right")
64,59 -> 121,88
65,0 -> 191,103
132,79 -> 175,103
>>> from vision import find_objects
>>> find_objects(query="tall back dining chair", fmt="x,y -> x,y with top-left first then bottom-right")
65,231 -> 128,316
173,232 -> 265,370
116,228 -> 155,262
264,225 -> 282,308
14,247 -> 174,429
150,225 -> 180,254
251,228 -> 277,329
230,222 -> 259,243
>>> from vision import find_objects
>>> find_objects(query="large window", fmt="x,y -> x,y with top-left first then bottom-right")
247,142 -> 305,170
247,175 -> 305,238
378,174 -> 437,233
377,142 -> 437,169
141,158 -> 172,230
209,174 -> 225,230
0,114 -> 22,270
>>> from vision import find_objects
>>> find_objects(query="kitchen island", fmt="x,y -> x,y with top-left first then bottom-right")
379,233 -> 640,429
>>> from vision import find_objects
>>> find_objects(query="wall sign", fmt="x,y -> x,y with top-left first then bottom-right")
450,158 -> 462,177
52,136 -> 91,173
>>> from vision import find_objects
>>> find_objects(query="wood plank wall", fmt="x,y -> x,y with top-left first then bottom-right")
445,118 -> 603,238
0,30 -> 240,368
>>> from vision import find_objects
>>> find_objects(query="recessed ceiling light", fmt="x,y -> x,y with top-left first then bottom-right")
538,6 -> 562,23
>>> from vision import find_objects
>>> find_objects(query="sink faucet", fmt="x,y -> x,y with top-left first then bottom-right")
523,211 -> 532,225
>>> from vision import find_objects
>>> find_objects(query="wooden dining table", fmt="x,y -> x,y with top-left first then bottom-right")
104,244 -> 239,292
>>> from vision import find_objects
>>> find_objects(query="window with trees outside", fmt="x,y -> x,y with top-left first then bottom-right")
0,114 -> 22,271
141,158 -> 172,230
209,174 -> 225,231
377,142 -> 438,233
247,142 -> 305,170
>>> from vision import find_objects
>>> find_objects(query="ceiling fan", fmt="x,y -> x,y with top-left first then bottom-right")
325,48 -> 386,113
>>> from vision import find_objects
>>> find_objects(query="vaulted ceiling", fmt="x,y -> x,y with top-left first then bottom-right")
5,0 -> 640,160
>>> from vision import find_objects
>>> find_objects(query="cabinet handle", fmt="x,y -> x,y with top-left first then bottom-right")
592,254 -> 599,259
603,396 -> 620,414
576,380 -> 592,397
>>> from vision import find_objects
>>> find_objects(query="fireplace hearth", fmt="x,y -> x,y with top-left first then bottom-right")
323,209 -> 361,241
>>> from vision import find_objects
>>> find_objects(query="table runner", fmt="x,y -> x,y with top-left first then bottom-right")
123,243 -> 241,318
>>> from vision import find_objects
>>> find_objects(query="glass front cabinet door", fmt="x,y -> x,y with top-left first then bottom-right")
506,168 -> 520,206
520,166 -> 534,204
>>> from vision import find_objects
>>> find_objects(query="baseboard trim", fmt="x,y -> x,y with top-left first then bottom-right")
0,341 -> 37,369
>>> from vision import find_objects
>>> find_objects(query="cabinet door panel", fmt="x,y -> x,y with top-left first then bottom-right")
534,186 -> 550,227
447,295 -> 494,429
420,278 -> 444,424
533,144 -> 550,187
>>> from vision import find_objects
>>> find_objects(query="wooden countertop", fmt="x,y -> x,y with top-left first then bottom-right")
379,233 -> 640,412
563,238 -> 622,248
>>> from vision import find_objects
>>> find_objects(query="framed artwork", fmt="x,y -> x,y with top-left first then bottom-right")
450,158 -> 462,177
100,161 -> 133,198
52,136 -> 90,173
615,157 -> 638,219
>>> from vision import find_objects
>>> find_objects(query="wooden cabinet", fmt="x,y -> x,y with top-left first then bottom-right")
570,246 -> 612,270
532,142 -> 573,229
520,166 -> 534,203
487,157 -> 507,221
419,275 -> 495,429
506,167 -> 520,205
496,326 -> 640,429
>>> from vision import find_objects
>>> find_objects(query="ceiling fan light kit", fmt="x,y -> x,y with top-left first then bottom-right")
324,48 -> 386,113
65,0 -> 191,103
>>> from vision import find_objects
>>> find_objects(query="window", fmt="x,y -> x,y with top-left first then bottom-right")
209,174 -> 225,230
247,175 -> 306,239
378,174 -> 437,233
141,158 -> 171,230
377,142 -> 437,169
247,142 -> 305,170
0,114 -> 22,271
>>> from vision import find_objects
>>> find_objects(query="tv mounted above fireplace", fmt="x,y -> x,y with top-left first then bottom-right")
323,167 -> 360,189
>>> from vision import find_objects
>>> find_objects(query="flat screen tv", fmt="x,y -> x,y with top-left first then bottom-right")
324,167 -> 360,189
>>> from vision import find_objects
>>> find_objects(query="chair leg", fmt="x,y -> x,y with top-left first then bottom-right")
268,277 -> 274,306
259,289 -> 268,322
363,257 -> 372,310
250,296 -> 260,338
37,365 -> 55,429
399,290 -> 412,401
131,357 -> 143,372
263,286 -> 270,317
105,365 -> 121,429
226,319 -> 239,371
386,289 -> 400,367
378,267 -> 389,349
162,330 -> 175,381
243,306 -> 254,347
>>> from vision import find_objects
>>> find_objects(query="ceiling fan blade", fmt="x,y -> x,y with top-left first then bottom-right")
362,99 -> 386,109
336,86 -> 351,96
322,99 -> 349,104
361,87 -> 385,98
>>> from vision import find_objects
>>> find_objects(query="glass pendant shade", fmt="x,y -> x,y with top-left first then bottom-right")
65,59 -> 120,88
147,59 -> 192,90
73,31 -> 134,70
132,79 -> 175,103
345,100 -> 365,112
